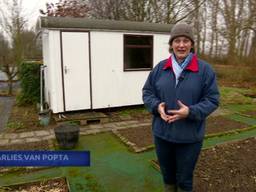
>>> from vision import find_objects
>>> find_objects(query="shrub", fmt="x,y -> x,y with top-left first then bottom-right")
213,64 -> 256,86
16,62 -> 41,106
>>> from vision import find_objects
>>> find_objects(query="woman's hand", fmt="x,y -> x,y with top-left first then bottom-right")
167,100 -> 189,123
158,102 -> 169,122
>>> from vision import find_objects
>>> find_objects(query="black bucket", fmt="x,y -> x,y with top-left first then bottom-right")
54,124 -> 80,149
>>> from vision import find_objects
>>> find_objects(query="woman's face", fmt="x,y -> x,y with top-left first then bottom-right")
171,36 -> 193,62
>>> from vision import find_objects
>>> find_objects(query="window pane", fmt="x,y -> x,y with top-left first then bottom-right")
124,48 -> 152,69
124,35 -> 153,70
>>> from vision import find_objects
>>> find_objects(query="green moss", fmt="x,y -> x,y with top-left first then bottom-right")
117,106 -> 148,117
220,87 -> 253,105
224,104 -> 256,113
6,121 -> 24,130
228,114 -> 256,126
84,174 -> 104,192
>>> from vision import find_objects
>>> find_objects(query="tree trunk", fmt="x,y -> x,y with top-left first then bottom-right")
7,79 -> 13,95
209,0 -> 219,58
193,0 -> 201,54
248,32 -> 256,64
201,2 -> 207,56
215,28 -> 219,58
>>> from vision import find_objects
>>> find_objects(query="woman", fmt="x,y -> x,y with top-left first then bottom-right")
142,23 -> 219,192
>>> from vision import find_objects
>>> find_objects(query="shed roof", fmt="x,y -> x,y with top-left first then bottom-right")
40,17 -> 171,33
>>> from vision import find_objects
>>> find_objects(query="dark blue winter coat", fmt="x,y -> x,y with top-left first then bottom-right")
142,54 -> 219,143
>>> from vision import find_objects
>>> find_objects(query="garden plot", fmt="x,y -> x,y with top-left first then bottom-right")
0,140 -> 52,151
240,110 -> 256,118
151,137 -> 256,192
6,104 -> 55,133
113,115 -> 250,152
0,141 -> 54,175
194,137 -> 256,192
0,177 -> 69,192
112,126 -> 153,152
206,115 -> 248,135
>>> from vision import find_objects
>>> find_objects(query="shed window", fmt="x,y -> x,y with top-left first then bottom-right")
124,35 -> 153,71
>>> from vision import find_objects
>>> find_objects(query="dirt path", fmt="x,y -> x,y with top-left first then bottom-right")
0,97 -> 15,131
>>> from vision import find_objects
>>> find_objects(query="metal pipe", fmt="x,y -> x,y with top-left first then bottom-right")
40,65 -> 47,113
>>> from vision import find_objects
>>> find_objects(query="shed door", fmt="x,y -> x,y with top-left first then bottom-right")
61,32 -> 91,111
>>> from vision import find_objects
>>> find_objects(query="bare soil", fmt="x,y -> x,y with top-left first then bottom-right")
0,140 -> 52,151
6,104 -> 56,133
206,116 -> 248,135
0,177 -> 69,192
116,126 -> 153,149
241,110 -> 256,118
194,137 -> 256,192
116,116 -> 249,151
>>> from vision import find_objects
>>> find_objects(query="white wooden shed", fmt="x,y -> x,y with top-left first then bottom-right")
40,16 -> 171,113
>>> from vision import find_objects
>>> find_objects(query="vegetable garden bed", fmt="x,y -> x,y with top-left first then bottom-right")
113,115 -> 251,152
152,137 -> 256,192
240,110 -> 256,118
0,177 -> 69,192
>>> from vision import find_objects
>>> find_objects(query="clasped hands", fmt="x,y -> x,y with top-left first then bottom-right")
158,100 -> 189,123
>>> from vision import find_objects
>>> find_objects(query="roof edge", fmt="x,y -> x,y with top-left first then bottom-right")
40,16 -> 171,33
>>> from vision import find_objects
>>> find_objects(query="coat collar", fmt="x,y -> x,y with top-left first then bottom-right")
163,54 -> 199,72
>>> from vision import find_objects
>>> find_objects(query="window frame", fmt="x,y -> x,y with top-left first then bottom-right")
123,34 -> 153,72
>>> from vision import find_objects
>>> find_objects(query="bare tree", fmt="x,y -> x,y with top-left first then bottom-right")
200,1 -> 207,56
219,0 -> 248,63
0,33 -> 18,95
0,0 -> 27,94
21,29 -> 42,60
246,0 -> 256,64
40,0 -> 90,18
87,0 -> 128,20
208,0 -> 220,58
127,0 -> 150,21
190,0 -> 203,54
1,0 -> 27,65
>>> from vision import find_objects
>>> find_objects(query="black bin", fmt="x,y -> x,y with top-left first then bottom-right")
54,124 -> 80,149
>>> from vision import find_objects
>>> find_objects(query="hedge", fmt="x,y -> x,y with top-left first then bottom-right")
16,62 -> 41,105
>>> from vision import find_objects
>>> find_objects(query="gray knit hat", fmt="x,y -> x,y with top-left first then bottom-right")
169,22 -> 194,45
